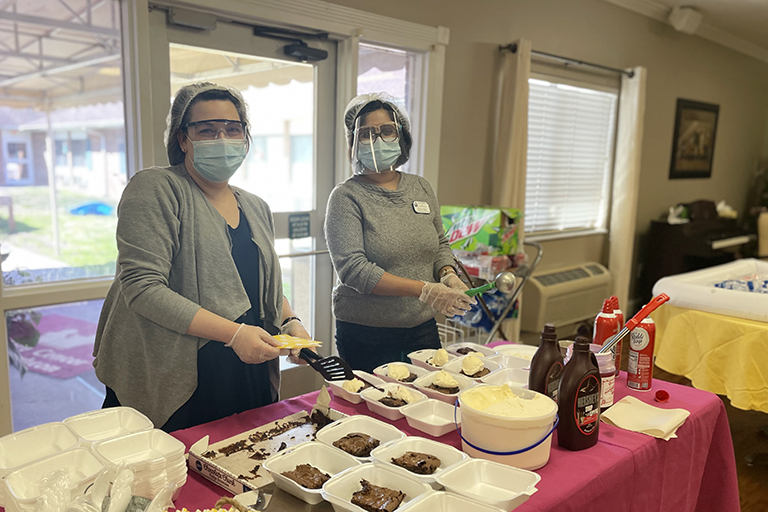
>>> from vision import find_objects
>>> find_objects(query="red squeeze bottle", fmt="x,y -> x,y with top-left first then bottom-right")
610,296 -> 624,376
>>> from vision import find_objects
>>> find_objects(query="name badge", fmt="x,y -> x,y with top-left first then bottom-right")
413,201 -> 430,214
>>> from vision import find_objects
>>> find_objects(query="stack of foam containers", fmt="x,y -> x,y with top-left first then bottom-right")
92,429 -> 187,500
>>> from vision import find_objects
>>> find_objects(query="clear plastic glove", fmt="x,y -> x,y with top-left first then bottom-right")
282,319 -> 313,365
419,281 -> 476,317
441,272 -> 470,292
226,324 -> 281,364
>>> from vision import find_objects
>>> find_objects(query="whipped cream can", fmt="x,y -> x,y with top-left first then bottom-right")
627,317 -> 655,391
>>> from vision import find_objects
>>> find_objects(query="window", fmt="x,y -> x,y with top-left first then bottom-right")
2,134 -> 32,185
525,78 -> 618,235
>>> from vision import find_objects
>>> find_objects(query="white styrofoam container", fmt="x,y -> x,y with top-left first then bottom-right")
481,367 -> 530,388
370,436 -> 468,489
321,463 -> 432,512
405,491 -> 506,512
411,371 -> 475,404
400,399 -> 461,438
0,422 -> 79,478
262,441 -> 361,505
4,448 -> 105,509
486,354 -> 530,370
492,344 -> 538,360
442,356 -> 501,381
445,342 -> 498,358
92,428 -> 185,473
373,362 -> 429,387
326,371 -> 386,405
316,415 -> 406,462
361,383 -> 427,421
63,407 -> 153,445
407,349 -> 456,371
434,458 -> 540,511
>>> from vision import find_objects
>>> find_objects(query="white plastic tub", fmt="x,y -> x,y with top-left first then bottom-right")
262,441 -> 361,505
326,371 -> 386,405
4,448 -> 105,510
405,491 -> 506,512
435,458 -> 540,511
408,349 -> 456,371
412,371 -> 475,404
652,258 -> 768,322
457,385 -> 557,470
321,463 -> 432,512
400,399 -> 461,438
445,342 -> 498,358
92,428 -> 185,472
315,415 -> 406,462
370,436 -> 468,489
481,367 -> 530,388
487,354 -> 530,370
492,344 -> 538,360
361,383 -> 427,421
373,362 -> 429,386
442,356 -> 501,381
63,407 -> 153,445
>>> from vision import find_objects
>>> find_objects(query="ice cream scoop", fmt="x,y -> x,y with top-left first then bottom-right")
429,348 -> 451,367
461,354 -> 485,376
465,271 -> 517,297
388,364 -> 411,381
433,370 -> 459,389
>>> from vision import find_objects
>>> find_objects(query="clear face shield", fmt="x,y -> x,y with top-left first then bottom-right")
351,111 -> 403,174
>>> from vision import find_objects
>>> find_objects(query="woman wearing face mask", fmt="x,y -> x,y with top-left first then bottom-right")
93,82 -> 311,432
324,92 -> 476,373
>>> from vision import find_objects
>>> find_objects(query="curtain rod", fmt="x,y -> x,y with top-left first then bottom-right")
499,43 -> 634,78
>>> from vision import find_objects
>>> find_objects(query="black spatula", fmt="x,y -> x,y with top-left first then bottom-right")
299,348 -> 384,391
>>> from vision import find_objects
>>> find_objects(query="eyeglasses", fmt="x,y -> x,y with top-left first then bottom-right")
184,119 -> 246,140
356,123 -> 400,145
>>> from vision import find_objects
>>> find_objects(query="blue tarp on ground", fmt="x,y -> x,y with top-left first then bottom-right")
69,201 -> 113,216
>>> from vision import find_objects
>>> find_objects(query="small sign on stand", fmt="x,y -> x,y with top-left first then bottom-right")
288,213 -> 311,239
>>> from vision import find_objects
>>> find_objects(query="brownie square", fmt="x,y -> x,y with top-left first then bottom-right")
333,432 -> 380,457
379,396 -> 408,407
391,451 -> 441,475
351,479 -> 406,512
281,463 -> 331,489
428,383 -> 460,395
461,367 -> 491,378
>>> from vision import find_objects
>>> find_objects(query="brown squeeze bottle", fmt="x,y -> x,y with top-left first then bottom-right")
557,335 -> 601,451
528,323 -> 564,402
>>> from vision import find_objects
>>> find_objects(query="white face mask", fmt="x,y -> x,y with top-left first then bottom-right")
191,139 -> 247,182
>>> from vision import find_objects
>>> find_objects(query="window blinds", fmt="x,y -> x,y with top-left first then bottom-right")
525,78 -> 618,234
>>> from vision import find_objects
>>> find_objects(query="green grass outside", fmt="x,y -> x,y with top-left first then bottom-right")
0,186 -> 118,267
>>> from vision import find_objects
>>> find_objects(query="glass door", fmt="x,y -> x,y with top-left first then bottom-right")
148,9 -> 336,391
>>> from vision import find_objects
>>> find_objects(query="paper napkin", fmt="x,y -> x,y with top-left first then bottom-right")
601,395 -> 690,440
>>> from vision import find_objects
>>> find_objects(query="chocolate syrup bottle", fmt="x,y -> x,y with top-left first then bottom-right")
557,335 -> 601,451
528,323 -> 564,402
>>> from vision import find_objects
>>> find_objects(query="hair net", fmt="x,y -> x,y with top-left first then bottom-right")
343,92 -> 412,172
165,82 -> 250,166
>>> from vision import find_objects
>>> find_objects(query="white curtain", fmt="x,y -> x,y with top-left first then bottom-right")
492,39 -> 531,229
608,66 -> 647,311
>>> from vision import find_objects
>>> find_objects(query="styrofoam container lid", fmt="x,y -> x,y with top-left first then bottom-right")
481,367 -> 530,388
92,429 -> 185,472
434,458 -> 540,511
321,463 -> 432,512
361,383 -> 427,421
326,371 -> 386,405
408,349 -> 456,371
486,354 -> 530,370
445,343 -> 498,358
263,441 -> 362,505
316,415 -> 406,462
4,448 -> 105,504
442,356 -> 501,381
373,362 -> 429,387
370,436 -> 468,488
405,491 -> 506,512
0,422 -> 79,475
64,407 -> 153,444
411,371 -> 475,404
400,399 -> 461,438
493,344 -> 538,360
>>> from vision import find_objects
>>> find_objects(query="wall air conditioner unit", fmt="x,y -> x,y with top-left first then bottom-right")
521,262 -> 611,333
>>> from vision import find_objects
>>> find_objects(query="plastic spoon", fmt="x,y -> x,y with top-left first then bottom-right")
598,294 -> 670,355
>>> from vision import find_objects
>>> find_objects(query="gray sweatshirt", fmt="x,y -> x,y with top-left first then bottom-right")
324,172 -> 455,328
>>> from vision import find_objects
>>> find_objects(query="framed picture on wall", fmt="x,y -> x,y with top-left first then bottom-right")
669,99 -> 719,179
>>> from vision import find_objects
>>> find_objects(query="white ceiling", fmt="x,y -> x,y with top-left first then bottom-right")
605,0 -> 768,64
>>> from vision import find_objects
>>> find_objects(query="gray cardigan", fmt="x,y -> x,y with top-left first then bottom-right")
93,164 -> 282,427
324,172 -> 456,328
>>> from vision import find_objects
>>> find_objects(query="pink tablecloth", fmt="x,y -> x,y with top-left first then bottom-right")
170,374 -> 739,512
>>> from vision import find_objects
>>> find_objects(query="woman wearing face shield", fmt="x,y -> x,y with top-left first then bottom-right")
93,82 -> 310,431
324,92 -> 476,373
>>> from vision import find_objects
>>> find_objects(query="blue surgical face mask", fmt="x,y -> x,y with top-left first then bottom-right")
191,139 -> 247,183
356,139 -> 401,174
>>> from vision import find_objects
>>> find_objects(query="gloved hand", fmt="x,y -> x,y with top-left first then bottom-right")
282,318 -> 313,365
226,323 -> 281,364
418,281 -> 476,317
441,272 -> 470,292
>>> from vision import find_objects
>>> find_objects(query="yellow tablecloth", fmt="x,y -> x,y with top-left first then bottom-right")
652,305 -> 768,414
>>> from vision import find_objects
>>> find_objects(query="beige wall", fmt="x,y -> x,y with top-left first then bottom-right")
326,0 -> 768,300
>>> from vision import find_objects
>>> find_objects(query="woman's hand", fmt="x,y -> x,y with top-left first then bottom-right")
227,324 -> 282,364
418,282 -> 476,317
282,319 -> 313,365
440,272 -> 470,292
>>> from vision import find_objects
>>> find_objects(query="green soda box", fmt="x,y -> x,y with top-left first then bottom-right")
440,206 -> 522,255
